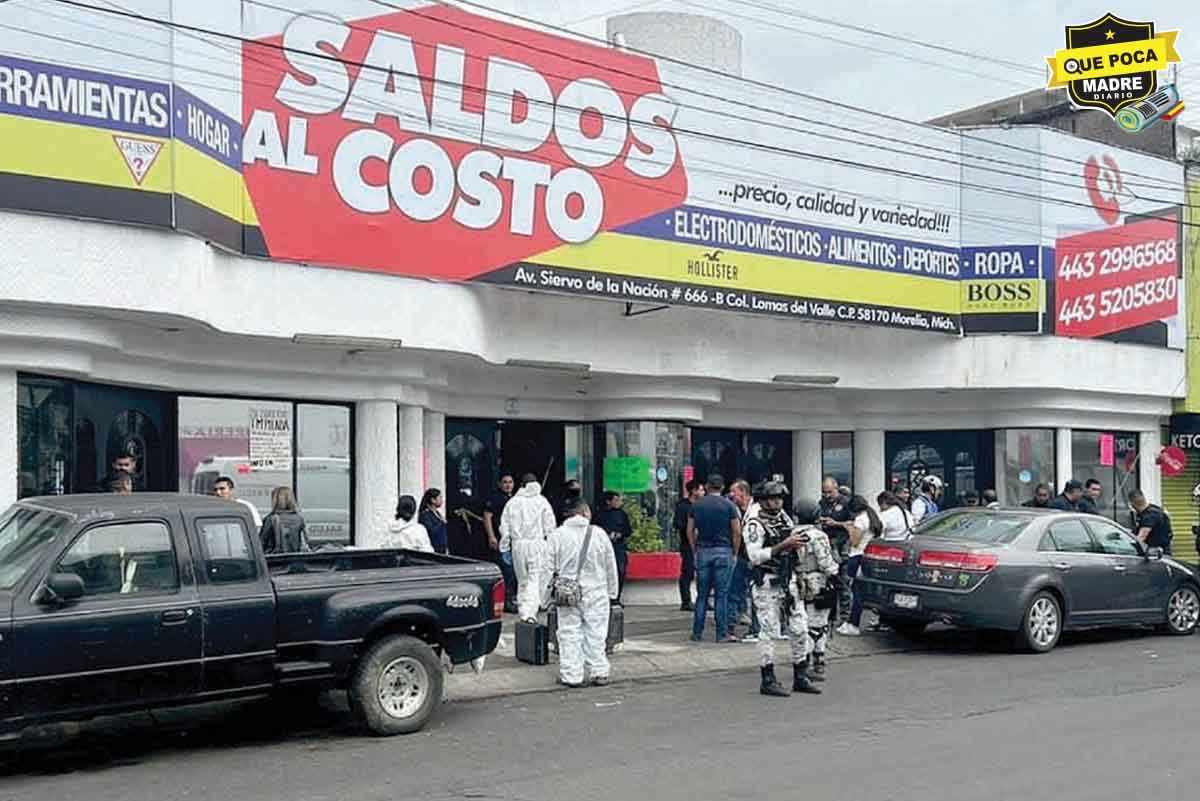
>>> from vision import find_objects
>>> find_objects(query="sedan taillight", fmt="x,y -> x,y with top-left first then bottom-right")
917,550 -> 999,572
864,543 -> 907,563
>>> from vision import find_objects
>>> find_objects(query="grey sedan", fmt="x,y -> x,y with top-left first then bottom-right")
856,508 -> 1200,652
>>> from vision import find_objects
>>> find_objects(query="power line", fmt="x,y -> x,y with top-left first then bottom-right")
716,0 -> 1042,76
674,0 -> 1032,91
55,0 -> 1191,197
33,0 -> 1196,226
392,0 -> 1186,189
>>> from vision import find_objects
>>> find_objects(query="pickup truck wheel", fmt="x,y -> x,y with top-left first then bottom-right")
349,635 -> 443,735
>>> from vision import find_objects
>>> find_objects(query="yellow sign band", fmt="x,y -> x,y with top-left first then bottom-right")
1046,30 -> 1180,87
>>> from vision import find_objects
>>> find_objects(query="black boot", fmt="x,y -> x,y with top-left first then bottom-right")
760,665 -> 790,697
793,661 -> 823,695
809,654 -> 827,682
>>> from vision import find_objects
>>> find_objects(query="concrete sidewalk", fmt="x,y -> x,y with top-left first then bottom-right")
447,606 -> 923,701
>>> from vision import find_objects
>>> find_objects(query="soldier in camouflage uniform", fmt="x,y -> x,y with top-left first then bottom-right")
743,481 -> 821,697
792,498 -> 840,681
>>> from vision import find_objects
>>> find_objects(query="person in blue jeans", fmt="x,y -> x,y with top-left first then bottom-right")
686,473 -> 743,643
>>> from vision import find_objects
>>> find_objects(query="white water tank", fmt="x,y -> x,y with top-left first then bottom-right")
606,12 -> 742,76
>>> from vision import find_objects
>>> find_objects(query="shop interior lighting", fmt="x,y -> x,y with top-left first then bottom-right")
771,374 -> 839,386
292,334 -> 403,351
505,358 -> 591,373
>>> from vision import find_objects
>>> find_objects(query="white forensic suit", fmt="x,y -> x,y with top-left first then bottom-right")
499,481 -> 557,621
550,515 -> 619,685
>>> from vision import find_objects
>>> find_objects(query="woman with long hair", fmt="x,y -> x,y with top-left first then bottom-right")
877,491 -> 913,542
384,495 -> 433,552
260,486 -> 310,554
832,494 -> 882,637
419,488 -> 449,555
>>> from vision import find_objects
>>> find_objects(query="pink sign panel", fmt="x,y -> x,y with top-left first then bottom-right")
1099,434 -> 1115,467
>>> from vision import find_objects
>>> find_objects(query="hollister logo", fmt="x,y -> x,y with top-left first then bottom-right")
241,7 -> 688,280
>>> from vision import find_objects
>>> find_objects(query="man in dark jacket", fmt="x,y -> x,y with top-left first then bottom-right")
1022,483 -> 1052,508
1078,478 -> 1102,515
1049,480 -> 1084,512
595,491 -> 632,603
673,480 -> 703,611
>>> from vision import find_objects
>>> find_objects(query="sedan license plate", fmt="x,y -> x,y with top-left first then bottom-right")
892,592 -> 919,610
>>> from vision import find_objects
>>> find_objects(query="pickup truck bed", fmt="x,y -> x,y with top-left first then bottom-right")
0,494 -> 502,742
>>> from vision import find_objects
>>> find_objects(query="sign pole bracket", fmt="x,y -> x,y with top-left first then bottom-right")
623,302 -> 670,318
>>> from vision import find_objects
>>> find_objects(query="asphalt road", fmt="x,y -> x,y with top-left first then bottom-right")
2,627 -> 1196,801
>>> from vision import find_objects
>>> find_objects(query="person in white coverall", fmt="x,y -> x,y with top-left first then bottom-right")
499,474 -> 557,622
551,500 -> 619,687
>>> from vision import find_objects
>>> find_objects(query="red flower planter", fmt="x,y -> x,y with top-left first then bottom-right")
626,551 -> 681,581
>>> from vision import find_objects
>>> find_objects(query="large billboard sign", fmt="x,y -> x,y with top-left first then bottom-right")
0,1 -> 1185,344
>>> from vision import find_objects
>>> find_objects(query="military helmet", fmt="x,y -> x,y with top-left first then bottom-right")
760,480 -> 789,499
793,497 -> 820,524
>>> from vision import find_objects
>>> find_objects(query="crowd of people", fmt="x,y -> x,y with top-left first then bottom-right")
98,445 -> 1176,692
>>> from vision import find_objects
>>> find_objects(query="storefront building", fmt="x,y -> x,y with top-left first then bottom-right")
0,3 -> 1189,551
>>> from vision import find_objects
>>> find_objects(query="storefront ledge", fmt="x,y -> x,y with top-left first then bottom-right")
626,552 -> 681,580
445,632 -> 921,703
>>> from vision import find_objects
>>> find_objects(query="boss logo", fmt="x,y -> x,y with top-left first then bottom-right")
447,595 -> 479,608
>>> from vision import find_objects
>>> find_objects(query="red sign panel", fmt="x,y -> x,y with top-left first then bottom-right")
1054,213 -> 1179,338
1056,211 -> 1176,335
1159,445 -> 1188,477
241,6 -> 687,281
1099,434 -> 1115,467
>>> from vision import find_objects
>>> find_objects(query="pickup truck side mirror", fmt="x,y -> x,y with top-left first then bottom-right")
36,572 -> 85,605
1145,546 -> 1164,561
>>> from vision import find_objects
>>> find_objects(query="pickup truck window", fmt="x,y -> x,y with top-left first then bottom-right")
59,521 -> 180,596
0,506 -> 70,589
196,517 -> 259,583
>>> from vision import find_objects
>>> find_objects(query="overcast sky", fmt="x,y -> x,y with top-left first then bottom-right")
497,0 -> 1200,129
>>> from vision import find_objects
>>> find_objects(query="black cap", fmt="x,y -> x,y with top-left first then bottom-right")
1064,479 -> 1084,493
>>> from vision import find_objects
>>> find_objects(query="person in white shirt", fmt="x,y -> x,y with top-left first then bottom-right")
380,495 -> 433,552
876,491 -> 913,541
212,475 -> 263,529
910,475 -> 944,524
828,495 -> 883,637
500,474 -> 558,622
550,500 -> 619,688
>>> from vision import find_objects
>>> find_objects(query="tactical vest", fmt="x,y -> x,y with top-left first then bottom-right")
754,510 -> 794,578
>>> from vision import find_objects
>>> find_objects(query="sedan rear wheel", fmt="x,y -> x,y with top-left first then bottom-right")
1016,591 -> 1061,653
1164,585 -> 1200,636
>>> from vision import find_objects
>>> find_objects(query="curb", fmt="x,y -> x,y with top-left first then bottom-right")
445,639 -> 923,703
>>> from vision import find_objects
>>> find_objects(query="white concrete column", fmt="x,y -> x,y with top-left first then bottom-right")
0,370 -> 16,509
793,430 -> 822,498
423,410 -> 446,494
1139,429 -> 1163,504
1055,427 -> 1073,494
398,404 -> 424,499
853,429 -> 885,504
355,400 -> 398,548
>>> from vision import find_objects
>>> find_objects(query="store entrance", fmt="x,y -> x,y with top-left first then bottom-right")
500,420 -> 566,500
73,381 -> 175,493
690,428 -> 793,489
886,430 -> 995,509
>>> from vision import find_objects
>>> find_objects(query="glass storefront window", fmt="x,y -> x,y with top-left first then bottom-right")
1072,430 -> 1140,522
178,397 -> 293,517
600,422 -> 688,551
997,429 -> 1056,506
821,432 -> 852,489
18,376 -> 72,498
297,404 -> 352,548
